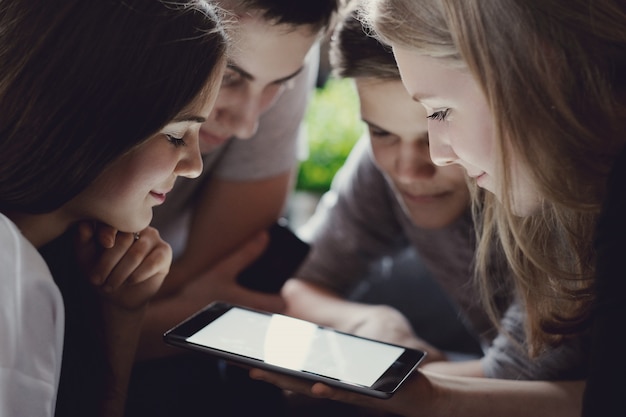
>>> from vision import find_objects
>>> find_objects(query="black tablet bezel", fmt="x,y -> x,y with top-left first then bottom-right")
163,301 -> 426,399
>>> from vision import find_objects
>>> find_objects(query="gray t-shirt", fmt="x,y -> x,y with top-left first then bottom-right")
151,45 -> 319,258
296,137 -> 588,380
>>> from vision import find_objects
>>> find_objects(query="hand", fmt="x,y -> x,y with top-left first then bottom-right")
179,231 -> 286,313
343,304 -> 447,363
249,368 -> 433,417
74,221 -> 171,311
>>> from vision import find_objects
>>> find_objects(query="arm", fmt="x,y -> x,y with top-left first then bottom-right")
75,224 -> 170,417
137,173 -> 291,359
156,171 -> 292,297
250,368 -> 585,417
282,278 -> 447,363
136,231 -> 286,360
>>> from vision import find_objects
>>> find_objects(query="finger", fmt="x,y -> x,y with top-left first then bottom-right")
73,222 -> 101,284
96,223 -> 119,249
104,228 -> 171,290
104,269 -> 168,310
249,370 -> 375,406
91,232 -> 136,287
76,221 -> 95,244
310,382 -> 338,399
249,369 -> 319,396
125,240 -> 172,285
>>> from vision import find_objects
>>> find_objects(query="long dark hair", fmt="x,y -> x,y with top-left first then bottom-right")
0,0 -> 227,214
0,1 -> 227,415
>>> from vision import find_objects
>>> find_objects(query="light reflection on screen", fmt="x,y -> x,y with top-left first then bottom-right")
187,308 -> 404,387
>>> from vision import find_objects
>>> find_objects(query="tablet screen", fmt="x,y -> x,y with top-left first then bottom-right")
187,307 -> 405,387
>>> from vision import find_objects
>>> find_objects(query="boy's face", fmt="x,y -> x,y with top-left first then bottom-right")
356,77 -> 470,229
198,16 -> 319,153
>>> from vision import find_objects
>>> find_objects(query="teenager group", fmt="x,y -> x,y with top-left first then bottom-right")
2,0 -> 625,416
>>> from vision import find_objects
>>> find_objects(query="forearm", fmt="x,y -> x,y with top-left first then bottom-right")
421,371 -> 585,417
421,359 -> 485,377
136,291 -> 209,360
283,278 -> 391,332
282,278 -> 347,325
283,278 -> 445,361
156,172 -> 292,297
100,305 -> 147,417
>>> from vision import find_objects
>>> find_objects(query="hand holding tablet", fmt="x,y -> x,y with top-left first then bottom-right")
163,301 -> 426,399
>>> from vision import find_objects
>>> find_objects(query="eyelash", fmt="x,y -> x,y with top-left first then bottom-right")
369,127 -> 390,137
427,109 -> 450,121
166,134 -> 186,147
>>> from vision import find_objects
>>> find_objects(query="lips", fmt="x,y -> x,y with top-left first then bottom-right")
399,188 -> 450,204
472,172 -> 487,187
149,190 -> 168,204
466,170 -> 484,179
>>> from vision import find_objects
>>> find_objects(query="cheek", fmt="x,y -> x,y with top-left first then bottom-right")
458,106 -> 496,161
211,87 -> 239,111
260,85 -> 284,112
440,164 -> 469,186
370,143 -> 395,176
446,119 -> 493,166
105,151 -> 166,196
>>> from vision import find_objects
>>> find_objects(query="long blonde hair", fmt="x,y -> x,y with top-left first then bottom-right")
362,0 -> 626,354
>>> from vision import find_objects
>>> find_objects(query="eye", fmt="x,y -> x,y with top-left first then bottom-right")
221,68 -> 244,87
427,109 -> 450,121
367,126 -> 399,146
368,126 -> 391,138
166,134 -> 186,148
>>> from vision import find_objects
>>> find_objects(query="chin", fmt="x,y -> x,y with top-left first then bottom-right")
408,211 -> 457,230
110,213 -> 153,233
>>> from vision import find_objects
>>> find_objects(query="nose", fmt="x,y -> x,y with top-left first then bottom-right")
231,98 -> 261,139
176,141 -> 203,179
395,141 -> 436,183
428,135 -> 457,167
227,85 -> 283,140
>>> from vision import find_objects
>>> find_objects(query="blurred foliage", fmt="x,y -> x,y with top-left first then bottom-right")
296,77 -> 364,193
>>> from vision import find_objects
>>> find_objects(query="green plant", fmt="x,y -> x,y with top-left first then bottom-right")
296,77 -> 364,193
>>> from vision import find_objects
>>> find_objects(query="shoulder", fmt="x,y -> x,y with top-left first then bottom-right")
0,214 -> 64,415
0,213 -> 23,269
0,213 -> 62,315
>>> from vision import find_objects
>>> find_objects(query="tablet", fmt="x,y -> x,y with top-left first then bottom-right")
163,301 -> 426,399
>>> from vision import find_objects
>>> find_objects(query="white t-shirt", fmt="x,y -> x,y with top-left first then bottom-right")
0,213 -> 65,417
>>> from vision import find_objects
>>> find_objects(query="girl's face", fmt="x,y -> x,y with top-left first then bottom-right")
392,45 -> 541,216
66,84 -> 220,232
356,77 -> 469,228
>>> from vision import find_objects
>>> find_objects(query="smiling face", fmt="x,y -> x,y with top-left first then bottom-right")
356,77 -> 469,228
65,77 -> 222,232
198,16 -> 319,153
392,45 -> 541,216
